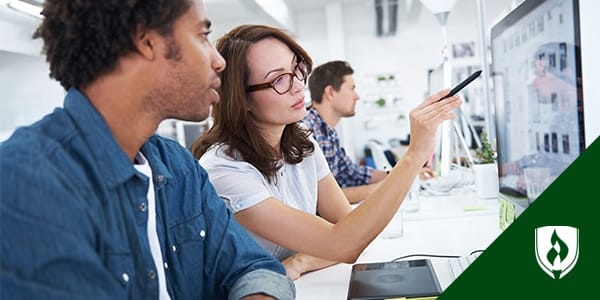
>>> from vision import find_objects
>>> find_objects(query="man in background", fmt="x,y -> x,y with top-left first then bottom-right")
303,60 -> 434,204
0,0 -> 294,299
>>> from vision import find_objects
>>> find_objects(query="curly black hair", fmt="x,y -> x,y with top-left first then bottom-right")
33,0 -> 192,90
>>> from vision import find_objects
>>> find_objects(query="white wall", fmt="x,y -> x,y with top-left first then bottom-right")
0,50 -> 64,140
0,1 -> 43,55
0,3 -> 64,141
1,0 -> 597,149
294,0 -> 599,162
296,0 -> 515,161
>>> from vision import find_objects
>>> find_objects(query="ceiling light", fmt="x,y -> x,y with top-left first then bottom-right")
420,0 -> 457,13
253,0 -> 291,29
6,0 -> 43,19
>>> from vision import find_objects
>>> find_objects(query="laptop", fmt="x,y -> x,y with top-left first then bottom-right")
347,259 -> 442,300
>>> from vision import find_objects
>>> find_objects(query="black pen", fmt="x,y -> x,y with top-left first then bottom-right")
438,70 -> 482,101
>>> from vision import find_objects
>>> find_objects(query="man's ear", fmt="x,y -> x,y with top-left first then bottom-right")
324,85 -> 336,102
133,25 -> 156,60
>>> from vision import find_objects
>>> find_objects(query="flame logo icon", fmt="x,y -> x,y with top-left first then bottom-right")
546,230 -> 569,279
535,226 -> 579,279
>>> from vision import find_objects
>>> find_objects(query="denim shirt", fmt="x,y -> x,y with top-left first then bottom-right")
0,88 -> 295,299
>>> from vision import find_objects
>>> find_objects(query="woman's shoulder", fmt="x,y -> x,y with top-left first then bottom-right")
200,143 -> 232,162
199,144 -> 254,169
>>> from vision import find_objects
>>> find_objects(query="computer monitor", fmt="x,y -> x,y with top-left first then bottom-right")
490,0 -> 585,203
427,62 -> 481,176
175,120 -> 211,150
427,62 -> 453,176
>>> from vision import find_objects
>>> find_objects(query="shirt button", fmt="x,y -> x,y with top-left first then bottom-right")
155,174 -> 165,183
122,273 -> 129,283
164,262 -> 169,270
199,230 -> 206,238
139,202 -> 147,212
172,245 -> 177,252
148,270 -> 156,279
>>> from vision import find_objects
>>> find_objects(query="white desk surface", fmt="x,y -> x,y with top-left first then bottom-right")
295,188 -> 502,300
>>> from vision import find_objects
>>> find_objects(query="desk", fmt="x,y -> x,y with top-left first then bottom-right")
295,189 -> 501,300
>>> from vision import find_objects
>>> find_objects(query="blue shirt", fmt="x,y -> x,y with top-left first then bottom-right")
0,88 -> 295,300
302,108 -> 372,187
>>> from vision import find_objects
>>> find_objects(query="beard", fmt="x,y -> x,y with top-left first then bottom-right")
144,36 -> 212,123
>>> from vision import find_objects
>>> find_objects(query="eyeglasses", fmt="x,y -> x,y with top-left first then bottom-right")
246,61 -> 308,95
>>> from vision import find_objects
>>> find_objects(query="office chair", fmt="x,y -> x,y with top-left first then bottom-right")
364,139 -> 396,171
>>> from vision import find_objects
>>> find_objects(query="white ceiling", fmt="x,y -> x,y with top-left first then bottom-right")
0,0 -> 413,38
0,0 -> 427,53
285,0 -> 366,12
205,0 -> 424,39
205,0 -> 366,15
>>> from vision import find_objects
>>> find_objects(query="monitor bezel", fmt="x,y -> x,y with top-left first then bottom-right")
490,0 -> 585,199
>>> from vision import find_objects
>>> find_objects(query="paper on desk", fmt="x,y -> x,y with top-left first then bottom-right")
463,205 -> 488,211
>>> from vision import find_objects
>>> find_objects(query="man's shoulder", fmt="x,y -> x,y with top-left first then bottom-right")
145,134 -> 206,177
1,109 -> 73,162
302,109 -> 328,136
302,107 -> 320,124
147,134 -> 191,157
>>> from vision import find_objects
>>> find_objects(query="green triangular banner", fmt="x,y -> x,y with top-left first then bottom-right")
439,137 -> 600,299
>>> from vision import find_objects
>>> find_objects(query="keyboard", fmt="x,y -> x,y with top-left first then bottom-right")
447,252 -> 481,280
501,174 -> 520,189
420,167 -> 473,195
499,174 -> 528,197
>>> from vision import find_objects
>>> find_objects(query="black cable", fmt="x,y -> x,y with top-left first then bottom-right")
391,254 -> 460,262
469,249 -> 484,256
390,250 -> 485,262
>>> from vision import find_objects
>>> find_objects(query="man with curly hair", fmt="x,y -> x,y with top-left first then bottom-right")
0,1 -> 294,299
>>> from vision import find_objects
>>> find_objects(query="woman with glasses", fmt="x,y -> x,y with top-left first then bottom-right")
192,24 -> 461,280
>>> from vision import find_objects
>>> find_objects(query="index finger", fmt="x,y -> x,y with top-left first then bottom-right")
422,88 -> 451,107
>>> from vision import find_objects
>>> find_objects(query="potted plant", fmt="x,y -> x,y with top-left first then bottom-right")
472,130 -> 499,199
375,97 -> 386,108
474,130 -> 496,163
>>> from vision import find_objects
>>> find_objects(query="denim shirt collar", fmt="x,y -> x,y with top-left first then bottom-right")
63,87 -> 171,189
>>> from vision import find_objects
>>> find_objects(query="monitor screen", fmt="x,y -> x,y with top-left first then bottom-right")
490,0 -> 585,199
427,62 -> 452,176
175,120 -> 211,150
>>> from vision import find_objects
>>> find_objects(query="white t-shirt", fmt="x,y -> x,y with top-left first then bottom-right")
133,153 -> 170,300
199,139 -> 330,260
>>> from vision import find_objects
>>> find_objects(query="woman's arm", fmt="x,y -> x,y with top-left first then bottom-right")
281,253 -> 338,280
341,182 -> 382,204
235,90 -> 461,263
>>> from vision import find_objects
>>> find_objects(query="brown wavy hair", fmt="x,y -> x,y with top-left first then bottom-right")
191,24 -> 315,183
33,0 -> 192,90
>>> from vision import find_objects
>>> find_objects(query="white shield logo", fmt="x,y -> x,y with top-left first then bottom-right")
535,226 -> 579,279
